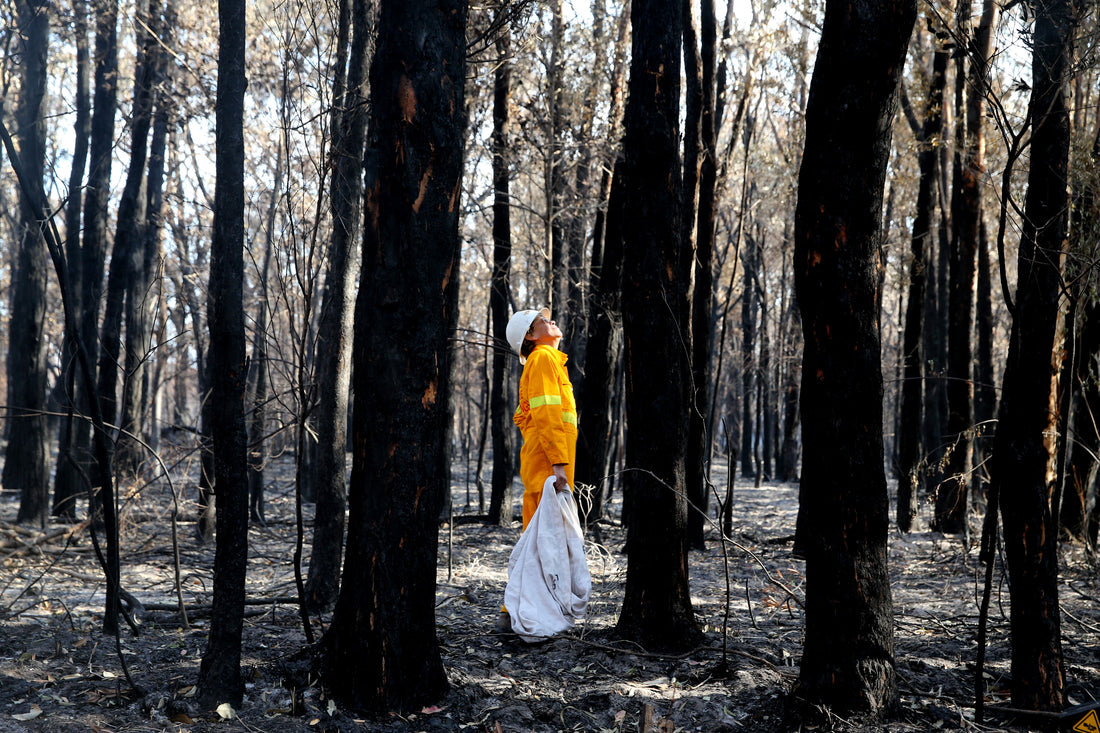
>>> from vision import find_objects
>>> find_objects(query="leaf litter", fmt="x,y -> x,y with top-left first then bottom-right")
0,451 -> 1097,732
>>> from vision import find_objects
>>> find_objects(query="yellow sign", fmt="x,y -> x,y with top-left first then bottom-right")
1072,709 -> 1100,733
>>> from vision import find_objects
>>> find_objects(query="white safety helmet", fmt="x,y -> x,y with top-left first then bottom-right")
505,307 -> 550,364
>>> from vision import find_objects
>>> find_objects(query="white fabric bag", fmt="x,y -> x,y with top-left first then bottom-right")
504,476 -> 591,642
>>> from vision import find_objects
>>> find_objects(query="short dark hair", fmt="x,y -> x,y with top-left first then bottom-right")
520,336 -> 536,360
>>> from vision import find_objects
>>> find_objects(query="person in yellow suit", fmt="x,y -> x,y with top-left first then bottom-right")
498,307 -> 577,631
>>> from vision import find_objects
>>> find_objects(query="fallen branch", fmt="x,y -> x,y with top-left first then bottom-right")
0,521 -> 89,559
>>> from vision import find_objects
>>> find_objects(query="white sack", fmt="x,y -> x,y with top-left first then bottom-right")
504,476 -> 591,642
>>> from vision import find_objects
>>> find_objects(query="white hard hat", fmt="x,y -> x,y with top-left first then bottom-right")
506,307 -> 549,363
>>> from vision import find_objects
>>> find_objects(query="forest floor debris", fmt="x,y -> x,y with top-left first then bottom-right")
1,452 -> 1098,732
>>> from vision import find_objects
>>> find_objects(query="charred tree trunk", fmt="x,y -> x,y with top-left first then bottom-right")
740,226 -> 759,480
117,8 -> 170,477
6,0 -> 52,528
96,0 -> 159,458
686,0 -> 718,550
305,0 -> 372,610
792,0 -> 913,718
992,0 -> 1074,711
971,0 -> 1000,501
615,0 -> 700,653
897,25 -> 948,532
1060,119 -> 1100,544
548,0 -> 568,318
55,0 -> 118,517
319,0 -> 466,713
247,237 -> 273,526
576,155 -> 625,530
53,0 -> 91,521
935,0 -> 985,534
575,7 -> 630,531
195,0 -> 249,706
488,4 -> 515,527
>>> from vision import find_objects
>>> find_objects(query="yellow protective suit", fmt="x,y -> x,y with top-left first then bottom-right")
513,345 -> 577,529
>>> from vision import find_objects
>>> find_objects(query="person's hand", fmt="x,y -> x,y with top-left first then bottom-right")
552,464 -> 568,493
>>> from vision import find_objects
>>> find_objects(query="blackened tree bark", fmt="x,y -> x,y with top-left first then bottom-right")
487,2 -> 515,527
686,0 -> 717,550
576,155 -> 625,529
792,0 -> 913,718
6,0 -> 52,528
548,0 -> 568,317
615,0 -> 699,653
992,0 -> 1074,709
779,299 -> 801,482
247,237 -> 272,525
897,24 -> 949,532
53,0 -> 91,520
54,0 -> 120,517
95,0 -> 159,463
740,203 -> 760,479
935,0 -> 985,534
196,0 -> 249,707
970,0 -> 1000,501
575,7 -> 630,531
305,0 -> 372,609
318,0 -> 466,713
118,5 -> 170,477
1062,294 -> 1099,544
1060,122 -> 1099,543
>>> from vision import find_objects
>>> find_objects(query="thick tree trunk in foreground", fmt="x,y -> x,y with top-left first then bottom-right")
6,0 -> 52,529
792,0 -> 913,719
196,0 -> 249,707
319,0 -> 466,713
615,0 -> 699,653
993,0 -> 1073,710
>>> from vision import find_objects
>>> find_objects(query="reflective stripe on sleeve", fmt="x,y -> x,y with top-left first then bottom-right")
529,394 -> 563,409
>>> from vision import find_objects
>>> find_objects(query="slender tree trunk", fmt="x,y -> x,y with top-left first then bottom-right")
615,0 -> 699,653
488,4 -> 515,527
196,0 -> 249,706
792,0 -> 913,718
548,0 -> 568,317
740,223 -> 759,479
319,0 -> 466,713
1062,295 -> 1098,544
970,0 -> 1000,501
780,299 -> 801,482
96,0 -> 159,459
6,0 -> 52,529
575,4 -> 630,530
117,5 -> 170,477
686,0 -> 717,551
936,0 -> 983,534
247,238 -> 273,526
53,0 -> 91,520
994,0 -> 1073,710
304,0 -> 372,611
576,155 -> 625,530
1059,117 -> 1100,543
55,0 -> 119,516
898,26 -> 948,532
